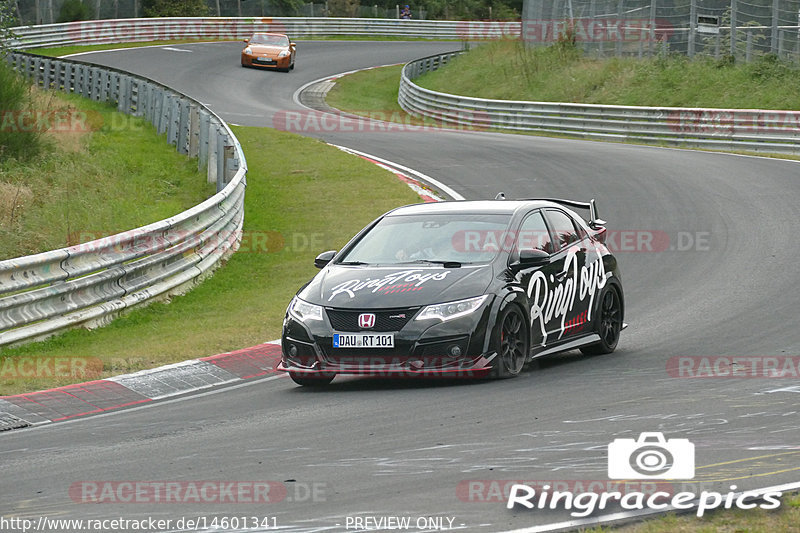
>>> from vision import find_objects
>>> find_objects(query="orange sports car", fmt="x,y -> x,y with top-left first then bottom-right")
241,33 -> 296,72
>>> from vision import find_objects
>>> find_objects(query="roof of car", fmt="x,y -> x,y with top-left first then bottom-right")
387,199 -> 572,217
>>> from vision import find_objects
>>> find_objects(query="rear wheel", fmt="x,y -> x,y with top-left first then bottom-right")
491,305 -> 528,378
580,286 -> 622,355
289,372 -> 334,387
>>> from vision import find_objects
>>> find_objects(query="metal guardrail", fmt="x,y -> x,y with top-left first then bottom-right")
398,52 -> 800,155
0,51 -> 247,347
8,17 -> 489,49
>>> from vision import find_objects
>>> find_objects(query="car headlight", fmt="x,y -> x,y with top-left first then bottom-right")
288,297 -> 323,322
415,295 -> 489,322
243,47 -> 252,54
278,50 -> 290,57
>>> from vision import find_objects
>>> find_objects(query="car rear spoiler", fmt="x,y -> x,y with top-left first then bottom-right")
540,198 -> 606,230
493,193 -> 606,230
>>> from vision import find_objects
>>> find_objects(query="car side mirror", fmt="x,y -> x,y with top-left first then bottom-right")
314,250 -> 337,269
512,249 -> 550,270
290,42 -> 296,48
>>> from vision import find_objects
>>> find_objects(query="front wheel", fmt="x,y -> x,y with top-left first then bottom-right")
490,305 -> 529,378
580,286 -> 622,355
289,372 -> 334,387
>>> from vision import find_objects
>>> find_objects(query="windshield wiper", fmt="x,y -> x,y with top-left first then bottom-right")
337,260 -> 368,265
402,259 -> 462,268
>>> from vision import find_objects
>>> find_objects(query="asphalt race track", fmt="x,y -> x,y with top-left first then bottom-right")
2,41 -> 800,532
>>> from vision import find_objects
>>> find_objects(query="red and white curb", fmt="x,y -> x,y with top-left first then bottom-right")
0,342 -> 284,431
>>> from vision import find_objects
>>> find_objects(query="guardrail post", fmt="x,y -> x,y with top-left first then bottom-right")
131,80 -> 140,115
83,66 -> 93,99
108,72 -> 120,104
118,76 -> 132,113
167,96 -> 180,147
178,99 -> 190,155
158,91 -> 170,135
199,111 -> 210,172
189,106 -> 200,159
99,70 -> 109,102
208,123 -> 219,186
746,30 -> 753,62
224,145 -> 236,184
216,130 -> 225,192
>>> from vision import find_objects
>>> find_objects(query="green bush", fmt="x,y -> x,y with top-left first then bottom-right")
57,0 -> 90,22
0,62 -> 41,162
142,0 -> 210,17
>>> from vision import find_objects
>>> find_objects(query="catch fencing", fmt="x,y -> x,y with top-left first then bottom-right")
0,51 -> 246,346
398,51 -> 800,154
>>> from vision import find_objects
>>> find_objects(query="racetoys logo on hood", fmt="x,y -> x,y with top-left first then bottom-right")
329,270 -> 450,301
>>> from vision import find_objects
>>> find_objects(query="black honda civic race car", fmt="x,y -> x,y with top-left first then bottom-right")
278,197 -> 624,386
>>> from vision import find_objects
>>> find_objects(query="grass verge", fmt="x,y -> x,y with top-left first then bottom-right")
415,40 -> 800,109
0,89 -> 214,260
587,492 -> 800,533
326,47 -> 800,160
0,126 -> 420,395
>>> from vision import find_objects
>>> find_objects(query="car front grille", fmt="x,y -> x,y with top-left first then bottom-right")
326,307 -> 420,332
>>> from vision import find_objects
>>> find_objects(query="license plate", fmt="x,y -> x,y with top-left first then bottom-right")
257,57 -> 272,62
333,333 -> 394,348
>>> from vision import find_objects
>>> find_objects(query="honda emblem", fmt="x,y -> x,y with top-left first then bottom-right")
358,313 -> 376,329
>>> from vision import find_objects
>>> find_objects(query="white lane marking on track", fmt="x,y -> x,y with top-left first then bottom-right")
499,480 -> 800,533
331,145 -> 465,201
59,41 -> 231,58
161,47 -> 193,52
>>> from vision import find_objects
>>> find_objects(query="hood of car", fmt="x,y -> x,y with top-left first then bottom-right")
298,264 -> 495,309
245,44 -> 287,54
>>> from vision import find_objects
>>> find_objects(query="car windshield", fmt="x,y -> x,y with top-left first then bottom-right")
339,213 -> 513,265
250,34 -> 289,46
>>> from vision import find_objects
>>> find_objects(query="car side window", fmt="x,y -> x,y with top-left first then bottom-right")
545,209 -> 581,251
517,211 -> 554,254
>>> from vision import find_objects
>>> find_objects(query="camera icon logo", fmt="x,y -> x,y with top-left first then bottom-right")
608,432 -> 695,480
